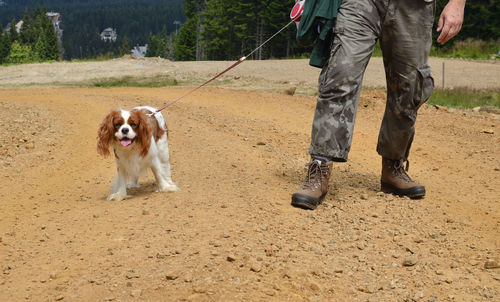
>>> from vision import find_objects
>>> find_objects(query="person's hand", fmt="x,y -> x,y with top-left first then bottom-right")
436,0 -> 466,45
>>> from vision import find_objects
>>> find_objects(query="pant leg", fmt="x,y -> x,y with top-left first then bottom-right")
377,0 -> 436,160
309,0 -> 387,162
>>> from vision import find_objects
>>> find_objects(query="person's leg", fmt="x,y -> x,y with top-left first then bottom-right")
293,0 -> 387,209
377,0 -> 436,198
308,0 -> 386,162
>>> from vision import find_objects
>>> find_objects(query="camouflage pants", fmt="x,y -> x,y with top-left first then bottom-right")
309,0 -> 436,161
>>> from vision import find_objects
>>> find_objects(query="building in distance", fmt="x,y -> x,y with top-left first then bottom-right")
4,20 -> 23,33
131,45 -> 148,58
100,28 -> 117,42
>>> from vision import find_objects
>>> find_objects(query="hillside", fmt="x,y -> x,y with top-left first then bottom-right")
0,0 -> 185,59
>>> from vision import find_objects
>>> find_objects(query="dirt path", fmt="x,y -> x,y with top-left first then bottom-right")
0,61 -> 499,301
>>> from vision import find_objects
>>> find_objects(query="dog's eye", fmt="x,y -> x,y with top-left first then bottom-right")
115,123 -> 121,128
130,123 -> 137,128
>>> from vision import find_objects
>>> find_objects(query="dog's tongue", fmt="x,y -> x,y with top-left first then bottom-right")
120,138 -> 132,147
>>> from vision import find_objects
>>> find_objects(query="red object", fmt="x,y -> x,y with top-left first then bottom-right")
290,0 -> 305,22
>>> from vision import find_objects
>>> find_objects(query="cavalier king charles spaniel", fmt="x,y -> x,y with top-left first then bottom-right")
97,106 -> 179,201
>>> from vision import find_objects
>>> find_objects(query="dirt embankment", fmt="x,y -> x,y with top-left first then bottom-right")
0,58 -> 499,301
1,56 -> 499,93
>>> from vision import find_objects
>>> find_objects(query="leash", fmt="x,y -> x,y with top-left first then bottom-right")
151,19 -> 296,115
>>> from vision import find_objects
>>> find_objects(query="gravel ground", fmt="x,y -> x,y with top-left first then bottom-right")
0,59 -> 498,301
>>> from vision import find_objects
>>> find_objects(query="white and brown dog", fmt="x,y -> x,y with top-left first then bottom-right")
97,106 -> 178,201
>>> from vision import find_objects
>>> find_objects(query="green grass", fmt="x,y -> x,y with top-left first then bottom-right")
371,38 -> 499,60
69,57 -> 114,63
91,75 -> 179,88
431,39 -> 500,60
428,88 -> 500,109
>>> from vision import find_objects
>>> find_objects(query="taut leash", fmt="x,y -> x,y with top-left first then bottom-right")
151,19 -> 295,115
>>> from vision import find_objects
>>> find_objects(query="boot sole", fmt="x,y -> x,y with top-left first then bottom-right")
381,181 -> 426,199
291,192 -> 326,210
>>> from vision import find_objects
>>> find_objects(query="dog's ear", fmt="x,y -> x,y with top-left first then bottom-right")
136,110 -> 152,157
97,110 -> 119,157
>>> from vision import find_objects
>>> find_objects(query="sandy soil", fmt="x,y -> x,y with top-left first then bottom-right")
0,58 -> 499,301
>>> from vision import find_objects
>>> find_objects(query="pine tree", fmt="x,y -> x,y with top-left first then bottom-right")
199,0 -> 297,60
9,18 -> 19,43
230,0 -> 263,59
0,24 -> 11,64
175,0 -> 203,61
202,0 -> 236,60
32,4 -> 45,38
33,4 -> 43,22
20,9 -> 36,46
43,16 -> 60,60
175,19 -> 197,60
165,34 -> 176,60
158,26 -> 169,58
194,0 -> 207,60
120,35 -> 131,56
33,34 -> 48,61
460,0 -> 500,41
146,35 -> 160,57
263,0 -> 296,58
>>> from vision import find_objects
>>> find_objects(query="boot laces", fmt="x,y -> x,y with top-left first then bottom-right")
301,160 -> 328,190
393,159 -> 412,183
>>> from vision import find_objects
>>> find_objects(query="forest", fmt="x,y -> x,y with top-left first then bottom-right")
0,0 -> 185,60
0,0 -> 499,62
0,5 -> 59,64
175,0 -> 500,61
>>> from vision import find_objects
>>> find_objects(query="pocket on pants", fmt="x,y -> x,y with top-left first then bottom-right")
319,34 -> 342,90
424,0 -> 437,28
414,65 -> 434,108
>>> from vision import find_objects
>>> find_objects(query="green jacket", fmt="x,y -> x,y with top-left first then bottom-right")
296,0 -> 342,68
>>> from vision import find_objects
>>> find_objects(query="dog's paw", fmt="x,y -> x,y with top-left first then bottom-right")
156,183 -> 179,193
127,183 -> 141,189
106,193 -> 130,201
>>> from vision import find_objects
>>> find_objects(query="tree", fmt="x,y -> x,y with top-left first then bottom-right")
20,9 -> 36,45
175,0 -> 204,61
32,4 -> 45,39
175,18 -> 197,60
3,0 -> 495,61
165,34 -> 177,60
202,0 -> 237,60
2,5 -> 61,63
0,0 -> 186,60
145,29 -> 171,58
119,35 -> 131,56
42,17 -> 60,60
158,26 -> 169,58
146,35 -> 160,57
32,3 -> 43,23
9,17 -> 19,43
459,0 -> 500,41
0,24 -> 11,64
7,40 -> 32,64
198,0 -> 298,60
33,34 -> 48,61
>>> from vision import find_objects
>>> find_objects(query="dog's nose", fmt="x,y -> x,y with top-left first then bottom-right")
121,128 -> 129,134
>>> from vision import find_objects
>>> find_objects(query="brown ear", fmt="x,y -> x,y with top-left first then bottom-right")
137,110 -> 152,157
97,110 -> 118,157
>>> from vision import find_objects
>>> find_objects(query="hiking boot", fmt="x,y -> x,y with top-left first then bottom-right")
380,157 -> 425,198
291,157 -> 333,210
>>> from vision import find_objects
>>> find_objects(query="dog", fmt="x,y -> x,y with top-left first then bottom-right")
97,106 -> 178,201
